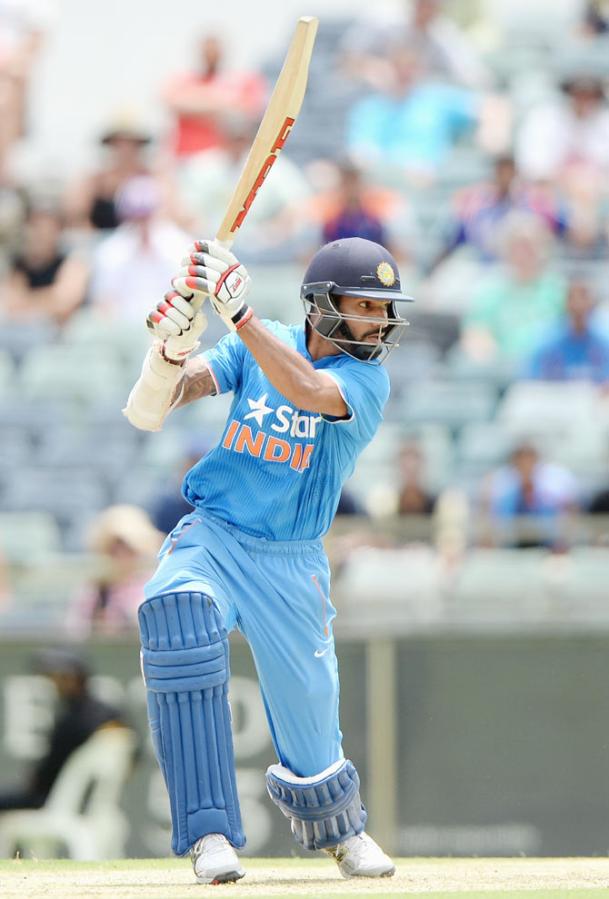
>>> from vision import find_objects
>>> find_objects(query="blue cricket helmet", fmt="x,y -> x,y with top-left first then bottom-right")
300,237 -> 413,363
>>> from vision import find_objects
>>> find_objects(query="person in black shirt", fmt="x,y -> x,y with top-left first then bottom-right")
1,202 -> 88,325
0,648 -> 132,812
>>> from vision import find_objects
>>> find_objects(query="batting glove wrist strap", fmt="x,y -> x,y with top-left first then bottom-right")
232,304 -> 253,332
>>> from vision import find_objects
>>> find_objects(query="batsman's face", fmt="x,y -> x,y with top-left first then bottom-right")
337,295 -> 390,343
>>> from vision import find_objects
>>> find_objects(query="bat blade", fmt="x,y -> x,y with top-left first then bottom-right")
215,16 -> 318,248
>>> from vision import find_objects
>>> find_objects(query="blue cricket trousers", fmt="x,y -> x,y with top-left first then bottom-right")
144,510 -> 343,776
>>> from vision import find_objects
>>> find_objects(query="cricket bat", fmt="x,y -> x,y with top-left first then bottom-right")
214,15 -> 318,249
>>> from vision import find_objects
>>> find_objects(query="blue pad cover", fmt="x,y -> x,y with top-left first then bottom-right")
265,759 -> 367,850
139,592 -> 244,854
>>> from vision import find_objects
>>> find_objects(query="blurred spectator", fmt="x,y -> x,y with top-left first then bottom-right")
179,114 -> 311,263
558,165 -> 609,262
64,118 -> 154,234
320,160 -> 386,246
588,479 -> 609,514
428,155 -> 566,272
0,199 -> 88,324
0,648 -> 130,812
0,0 -> 51,171
346,46 -> 503,182
0,159 -> 26,272
89,175 -> 192,322
0,546 -> 10,611
342,0 -> 491,90
162,34 -> 266,160
516,71 -> 609,184
67,505 -> 162,637
149,442 -> 207,535
524,278 -> 609,383
336,487 -> 365,516
462,212 -> 567,363
396,440 -> 437,515
581,1 -> 609,34
308,159 -> 417,263
481,441 -> 579,548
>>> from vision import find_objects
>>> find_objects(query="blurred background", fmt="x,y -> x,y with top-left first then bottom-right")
2,0 -> 609,861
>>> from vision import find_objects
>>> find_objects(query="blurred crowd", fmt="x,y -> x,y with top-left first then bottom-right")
2,0 -> 609,633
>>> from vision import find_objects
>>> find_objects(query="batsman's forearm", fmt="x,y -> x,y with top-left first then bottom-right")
238,315 -> 326,412
174,357 -> 217,407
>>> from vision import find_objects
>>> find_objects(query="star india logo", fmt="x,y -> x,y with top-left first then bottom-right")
221,393 -> 322,473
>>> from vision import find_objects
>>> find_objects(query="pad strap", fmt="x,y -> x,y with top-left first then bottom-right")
266,758 -> 367,850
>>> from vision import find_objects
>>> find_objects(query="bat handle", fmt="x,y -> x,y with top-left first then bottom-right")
214,237 -> 235,251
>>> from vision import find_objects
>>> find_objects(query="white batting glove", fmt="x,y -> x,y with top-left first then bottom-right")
146,288 -> 208,364
172,239 -> 253,333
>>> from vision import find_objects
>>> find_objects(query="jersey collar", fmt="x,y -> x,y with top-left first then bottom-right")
297,324 -> 313,362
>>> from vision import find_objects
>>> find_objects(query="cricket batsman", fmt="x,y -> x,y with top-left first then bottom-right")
124,236 -> 412,883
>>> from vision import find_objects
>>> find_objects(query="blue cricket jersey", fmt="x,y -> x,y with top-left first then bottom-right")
182,320 -> 390,541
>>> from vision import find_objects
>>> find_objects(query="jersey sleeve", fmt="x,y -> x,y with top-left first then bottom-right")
201,331 -> 247,395
323,361 -> 390,444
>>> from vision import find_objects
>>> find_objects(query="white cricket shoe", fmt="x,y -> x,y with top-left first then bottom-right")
190,833 -> 245,884
325,832 -> 396,878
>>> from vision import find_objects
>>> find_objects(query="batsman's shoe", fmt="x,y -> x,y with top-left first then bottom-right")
325,832 -> 396,879
190,833 -> 245,884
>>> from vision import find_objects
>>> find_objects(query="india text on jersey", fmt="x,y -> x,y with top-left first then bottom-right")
222,393 -> 321,472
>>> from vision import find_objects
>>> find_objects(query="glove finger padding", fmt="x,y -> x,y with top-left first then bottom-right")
172,275 -> 215,298
180,251 -> 228,275
169,294 -> 196,322
147,311 -> 181,338
192,239 -> 239,267
163,304 -> 192,331
164,309 -> 208,360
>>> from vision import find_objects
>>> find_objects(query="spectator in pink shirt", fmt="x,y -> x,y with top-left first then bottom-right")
68,505 -> 162,637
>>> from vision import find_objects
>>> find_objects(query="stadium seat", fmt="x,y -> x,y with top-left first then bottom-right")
400,381 -> 497,430
36,426 -> 136,477
497,382 -> 601,434
2,552 -> 103,628
458,422 -> 515,477
0,726 -> 137,859
0,350 -> 14,397
2,469 -> 108,530
0,512 -> 61,560
336,546 -> 442,627
447,549 -> 552,624
248,265 -> 302,323
557,548 -> 609,623
0,320 -> 58,362
0,427 -> 32,468
112,467 -> 161,508
62,309 -> 149,364
20,346 -> 125,405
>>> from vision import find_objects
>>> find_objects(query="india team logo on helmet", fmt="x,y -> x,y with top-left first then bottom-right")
300,237 -> 414,363
376,262 -> 396,287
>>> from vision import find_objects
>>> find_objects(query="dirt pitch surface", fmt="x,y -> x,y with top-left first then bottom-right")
2,857 -> 609,899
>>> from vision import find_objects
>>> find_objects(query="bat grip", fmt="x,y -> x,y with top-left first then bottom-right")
214,237 -> 235,251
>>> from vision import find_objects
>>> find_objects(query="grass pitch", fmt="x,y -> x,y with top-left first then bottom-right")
2,857 -> 609,899
0,858 -> 609,899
